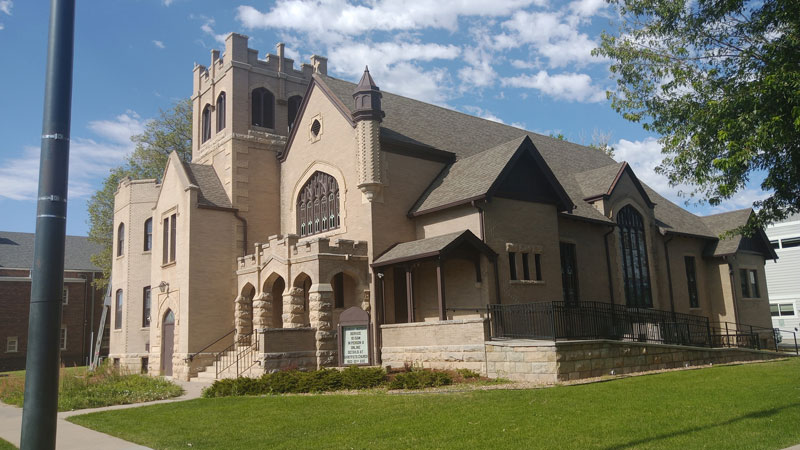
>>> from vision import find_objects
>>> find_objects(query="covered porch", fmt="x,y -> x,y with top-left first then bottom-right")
373,230 -> 500,324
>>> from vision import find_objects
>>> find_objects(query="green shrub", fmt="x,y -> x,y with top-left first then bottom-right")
341,366 -> 386,390
389,370 -> 452,390
456,368 -> 480,379
202,366 -> 388,398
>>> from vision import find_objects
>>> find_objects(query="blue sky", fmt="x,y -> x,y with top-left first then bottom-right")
0,0 -> 768,237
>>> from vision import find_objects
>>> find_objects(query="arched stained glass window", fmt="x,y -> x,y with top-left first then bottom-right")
297,171 -> 340,237
617,205 -> 652,308
216,92 -> 226,131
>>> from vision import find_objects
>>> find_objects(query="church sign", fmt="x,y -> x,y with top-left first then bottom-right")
338,306 -> 372,366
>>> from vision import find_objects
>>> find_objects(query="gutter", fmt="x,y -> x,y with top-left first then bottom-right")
233,210 -> 248,257
472,200 -> 486,241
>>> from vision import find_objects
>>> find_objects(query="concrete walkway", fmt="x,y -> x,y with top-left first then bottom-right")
0,378 -> 210,449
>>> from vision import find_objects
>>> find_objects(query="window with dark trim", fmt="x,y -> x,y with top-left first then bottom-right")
60,326 -> 67,350
618,205 -> 652,308
6,336 -> 18,353
740,268 -> 760,298
143,218 -> 152,251
162,214 -> 177,264
251,87 -> 275,128
62,287 -> 68,305
333,273 -> 344,309
170,213 -> 177,262
201,104 -> 211,143
117,223 -> 125,257
534,254 -> 542,281
685,256 -> 699,308
508,252 -> 517,280
114,289 -> 123,330
162,217 -> 169,264
216,92 -> 226,132
142,286 -> 151,328
560,242 -> 579,305
748,269 -> 760,298
297,172 -> 340,237
288,95 -> 302,131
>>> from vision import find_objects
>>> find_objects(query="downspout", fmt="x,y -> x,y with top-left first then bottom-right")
725,256 -> 741,326
81,274 -> 89,364
89,273 -> 96,363
662,234 -> 676,315
603,227 -> 615,304
233,210 -> 248,257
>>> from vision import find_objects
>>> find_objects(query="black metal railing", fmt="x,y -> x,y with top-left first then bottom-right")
215,332 -> 259,378
488,301 -> 775,351
187,329 -> 235,363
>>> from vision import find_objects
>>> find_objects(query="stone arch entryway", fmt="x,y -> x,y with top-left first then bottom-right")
161,309 -> 175,376
255,273 -> 286,330
236,284 -> 256,340
330,271 -> 363,326
285,273 -> 312,328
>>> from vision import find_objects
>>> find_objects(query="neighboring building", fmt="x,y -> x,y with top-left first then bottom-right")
765,213 -> 800,344
110,34 -> 777,381
0,231 -> 109,372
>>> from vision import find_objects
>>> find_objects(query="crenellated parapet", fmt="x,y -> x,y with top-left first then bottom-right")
237,234 -> 369,272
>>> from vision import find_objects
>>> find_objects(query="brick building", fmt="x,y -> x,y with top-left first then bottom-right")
0,231 -> 109,371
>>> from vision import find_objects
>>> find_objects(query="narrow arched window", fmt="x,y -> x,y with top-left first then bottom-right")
201,104 -> 212,143
618,205 -> 652,308
216,92 -> 226,132
117,223 -> 125,257
114,289 -> 123,329
143,218 -> 152,251
288,95 -> 302,131
251,88 -> 275,129
297,171 -> 340,237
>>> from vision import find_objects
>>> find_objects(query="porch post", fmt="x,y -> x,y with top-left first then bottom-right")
309,283 -> 336,368
282,287 -> 305,328
252,292 -> 272,330
405,266 -> 414,323
437,258 -> 447,321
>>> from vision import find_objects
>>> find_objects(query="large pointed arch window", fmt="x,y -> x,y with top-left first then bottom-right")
618,205 -> 652,308
201,104 -> 212,143
297,171 -> 340,237
216,92 -> 226,132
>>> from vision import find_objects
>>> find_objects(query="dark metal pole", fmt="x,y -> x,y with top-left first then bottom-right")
20,0 -> 75,448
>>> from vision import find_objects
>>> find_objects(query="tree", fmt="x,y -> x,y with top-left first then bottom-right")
87,99 -> 192,289
594,0 -> 800,231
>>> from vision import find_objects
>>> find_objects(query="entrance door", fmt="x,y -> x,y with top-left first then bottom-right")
161,310 -> 175,376
393,268 -> 408,323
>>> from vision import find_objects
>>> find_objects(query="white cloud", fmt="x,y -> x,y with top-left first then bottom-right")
462,105 -> 505,123
163,0 -> 174,5
0,112 -> 145,201
237,0 -> 542,38
201,18 -> 227,45
710,188 -> 770,213
502,71 -> 607,103
569,0 -> 607,17
153,40 -> 165,49
458,46 -> 497,89
0,24 -> 4,31
0,0 -> 12,15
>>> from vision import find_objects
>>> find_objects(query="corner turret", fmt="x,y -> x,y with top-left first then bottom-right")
352,67 -> 384,122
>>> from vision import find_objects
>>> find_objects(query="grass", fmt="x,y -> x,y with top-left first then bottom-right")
0,363 -> 183,411
67,358 -> 800,449
0,437 -> 16,450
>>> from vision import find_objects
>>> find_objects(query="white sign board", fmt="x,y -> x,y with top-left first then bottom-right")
342,325 -> 369,365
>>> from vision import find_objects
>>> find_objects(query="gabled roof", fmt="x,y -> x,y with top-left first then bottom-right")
372,229 -> 496,267
182,162 -> 232,209
410,136 -> 573,215
0,231 -> 101,271
577,162 -> 655,208
701,208 -> 777,259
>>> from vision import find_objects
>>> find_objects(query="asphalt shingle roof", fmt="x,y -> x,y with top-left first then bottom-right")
316,74 -> 752,241
0,231 -> 102,271
701,208 -> 753,256
183,162 -> 232,209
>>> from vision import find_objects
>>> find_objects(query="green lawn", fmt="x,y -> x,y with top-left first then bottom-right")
68,358 -> 800,449
0,437 -> 16,450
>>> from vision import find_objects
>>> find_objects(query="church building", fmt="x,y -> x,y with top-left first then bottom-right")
109,34 -> 777,381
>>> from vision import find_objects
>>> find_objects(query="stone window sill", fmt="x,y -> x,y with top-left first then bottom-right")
509,280 -> 545,285
161,261 -> 176,269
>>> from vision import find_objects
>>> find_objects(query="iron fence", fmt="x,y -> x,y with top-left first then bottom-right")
488,301 -> 759,350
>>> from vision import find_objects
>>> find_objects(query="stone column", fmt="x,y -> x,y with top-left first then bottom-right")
282,287 -> 305,328
252,292 -> 272,330
361,289 -> 371,312
309,283 -> 336,368
234,295 -> 252,337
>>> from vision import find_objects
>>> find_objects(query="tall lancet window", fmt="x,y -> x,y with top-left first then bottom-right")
297,171 -> 340,237
251,88 -> 275,129
617,205 -> 653,308
201,104 -> 212,143
216,92 -> 226,132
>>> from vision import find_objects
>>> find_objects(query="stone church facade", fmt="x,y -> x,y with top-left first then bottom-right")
109,34 -> 777,381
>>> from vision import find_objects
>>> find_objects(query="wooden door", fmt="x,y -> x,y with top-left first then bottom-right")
161,310 -> 175,376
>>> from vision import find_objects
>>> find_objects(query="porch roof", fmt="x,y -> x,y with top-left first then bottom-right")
372,230 -> 496,268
